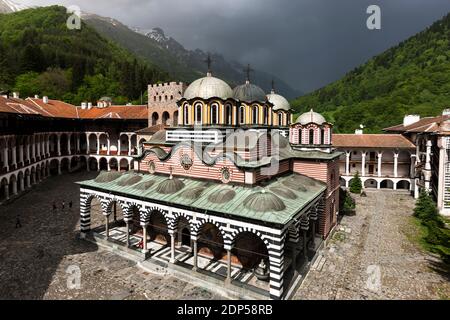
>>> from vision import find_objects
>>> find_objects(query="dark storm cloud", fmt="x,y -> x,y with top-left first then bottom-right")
23,0 -> 450,93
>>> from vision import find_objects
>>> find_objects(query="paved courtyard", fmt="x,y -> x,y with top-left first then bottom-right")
0,171 -> 223,300
0,172 -> 448,300
294,191 -> 450,300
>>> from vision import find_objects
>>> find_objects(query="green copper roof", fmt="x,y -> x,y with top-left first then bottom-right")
77,171 -> 326,225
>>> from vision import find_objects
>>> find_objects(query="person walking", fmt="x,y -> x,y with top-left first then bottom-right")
52,201 -> 57,213
61,201 -> 65,211
69,201 -> 73,210
15,215 -> 22,229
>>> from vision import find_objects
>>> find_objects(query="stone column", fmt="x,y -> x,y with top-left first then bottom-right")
86,133 -> 90,155
107,138 -> 111,156
26,142 -> 31,163
225,249 -> 232,285
96,135 -> 100,155
26,175 -> 30,189
126,221 -> 131,248
170,233 -> 176,264
128,135 -> 132,156
105,214 -> 110,239
3,186 -> 9,200
118,138 -> 121,156
361,152 -> 366,177
32,137 -> 36,160
394,153 -> 399,178
67,134 -> 72,155
302,230 -> 308,259
19,176 -> 24,192
193,239 -> 198,271
57,135 -> 61,156
11,146 -> 16,168
12,180 -> 17,195
377,152 -> 382,177
19,144 -> 24,166
291,247 -> 298,277
76,135 -> 80,153
425,140 -> 432,191
141,224 -> 148,254
58,162 -> 62,175
410,155 -> 416,178
2,147 -> 8,172
345,152 -> 350,176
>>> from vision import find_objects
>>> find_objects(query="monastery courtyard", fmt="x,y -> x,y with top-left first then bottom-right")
0,171 -> 448,300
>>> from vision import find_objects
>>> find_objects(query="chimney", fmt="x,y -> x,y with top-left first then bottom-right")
88,102 -> 93,110
43,96 -> 49,104
355,129 -> 363,135
442,109 -> 450,116
34,95 -> 39,99
403,115 -> 420,127
81,102 -> 87,109
12,92 -> 19,99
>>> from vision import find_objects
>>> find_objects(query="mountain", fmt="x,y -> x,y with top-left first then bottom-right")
291,12 -> 450,133
0,0 -> 29,13
84,16 -> 302,99
0,6 -> 168,104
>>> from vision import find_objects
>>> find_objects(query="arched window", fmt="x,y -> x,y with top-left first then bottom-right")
239,106 -> 245,124
278,113 -> 283,126
309,129 -> 315,145
184,105 -> 189,125
321,128 -> 325,145
195,103 -> 202,124
299,128 -> 302,144
263,107 -> 268,125
225,104 -> 232,125
252,106 -> 259,125
211,104 -> 218,125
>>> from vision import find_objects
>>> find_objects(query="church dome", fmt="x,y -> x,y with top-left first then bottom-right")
243,190 -> 286,212
183,73 -> 233,100
267,91 -> 291,111
233,81 -> 267,103
296,109 -> 326,125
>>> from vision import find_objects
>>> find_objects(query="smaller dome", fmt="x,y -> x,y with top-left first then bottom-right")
267,91 -> 291,111
296,109 -> 326,125
243,190 -> 286,212
179,186 -> 206,200
155,177 -> 185,194
116,174 -> 143,187
183,73 -> 233,100
94,171 -> 122,183
134,180 -> 156,190
208,188 -> 236,204
233,81 -> 267,103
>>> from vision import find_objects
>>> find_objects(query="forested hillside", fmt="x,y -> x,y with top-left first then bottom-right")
0,6 -> 169,105
291,12 -> 450,133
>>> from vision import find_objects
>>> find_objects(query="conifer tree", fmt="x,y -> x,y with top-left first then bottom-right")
349,171 -> 363,194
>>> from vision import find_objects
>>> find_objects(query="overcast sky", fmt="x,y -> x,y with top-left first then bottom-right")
21,0 -> 450,93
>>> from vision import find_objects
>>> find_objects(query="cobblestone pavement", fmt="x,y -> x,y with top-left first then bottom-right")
0,172 -> 223,300
294,191 -> 450,300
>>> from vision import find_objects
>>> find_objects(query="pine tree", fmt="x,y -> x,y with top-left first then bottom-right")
349,171 -> 363,194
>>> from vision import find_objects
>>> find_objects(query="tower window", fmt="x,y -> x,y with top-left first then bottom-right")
184,105 -> 189,125
239,106 -> 245,124
252,106 -> 259,125
321,128 -> 325,145
195,104 -> 202,124
278,113 -> 283,126
225,104 -> 232,125
309,129 -> 314,145
211,104 -> 218,125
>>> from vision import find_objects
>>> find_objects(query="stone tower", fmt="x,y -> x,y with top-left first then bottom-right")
148,82 -> 187,127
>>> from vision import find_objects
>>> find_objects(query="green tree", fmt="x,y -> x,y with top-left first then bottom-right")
13,72 -> 40,98
349,172 -> 363,194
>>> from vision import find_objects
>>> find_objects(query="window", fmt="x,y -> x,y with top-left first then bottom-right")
278,113 -> 283,126
184,105 -> 189,125
309,129 -> 315,145
263,107 -> 268,125
239,106 -> 245,124
252,106 -> 259,125
321,128 -> 325,145
211,104 -> 218,125
225,104 -> 232,125
195,104 -> 202,124
299,129 -> 302,144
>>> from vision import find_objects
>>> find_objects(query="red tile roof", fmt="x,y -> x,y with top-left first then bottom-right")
383,115 -> 450,134
0,96 -> 148,120
332,134 -> 415,149
136,124 -> 168,134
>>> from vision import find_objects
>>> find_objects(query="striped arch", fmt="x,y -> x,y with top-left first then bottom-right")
120,201 -> 143,222
171,211 -> 197,235
192,218 -> 226,243
81,193 -> 108,215
141,206 -> 169,228
228,227 -> 271,250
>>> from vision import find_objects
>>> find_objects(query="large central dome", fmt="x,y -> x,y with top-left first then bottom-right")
267,91 -> 291,111
183,73 -> 233,100
233,81 -> 267,103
